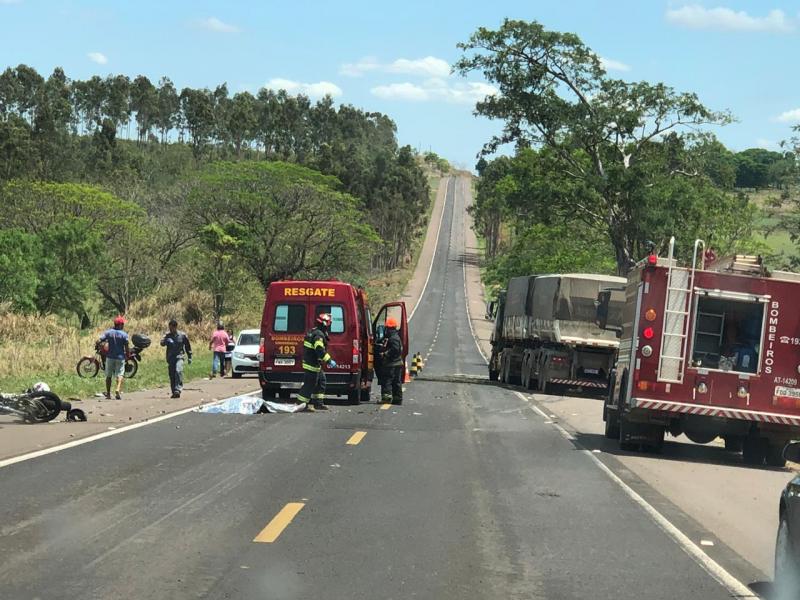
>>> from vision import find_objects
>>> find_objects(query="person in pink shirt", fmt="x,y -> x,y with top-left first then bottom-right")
209,322 -> 232,378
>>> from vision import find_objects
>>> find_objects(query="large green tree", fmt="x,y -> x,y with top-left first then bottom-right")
456,19 -> 751,273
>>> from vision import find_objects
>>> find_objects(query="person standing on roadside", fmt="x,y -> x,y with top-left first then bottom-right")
225,328 -> 235,375
160,319 -> 192,398
378,316 -> 404,405
98,316 -> 129,400
209,322 -> 231,378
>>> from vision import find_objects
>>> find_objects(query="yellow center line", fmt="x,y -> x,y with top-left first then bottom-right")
253,502 -> 305,543
380,403 -> 392,410
346,431 -> 367,445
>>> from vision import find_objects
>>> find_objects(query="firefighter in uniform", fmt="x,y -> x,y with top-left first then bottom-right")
298,313 -> 336,412
379,316 -> 404,405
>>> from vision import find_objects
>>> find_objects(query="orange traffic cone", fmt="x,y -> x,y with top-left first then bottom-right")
404,364 -> 412,383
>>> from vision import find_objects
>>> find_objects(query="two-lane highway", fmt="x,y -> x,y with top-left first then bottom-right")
0,176 -> 749,599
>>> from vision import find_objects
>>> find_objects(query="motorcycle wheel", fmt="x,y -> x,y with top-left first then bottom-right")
27,391 -> 62,423
124,358 -> 138,379
76,357 -> 99,378
67,408 -> 87,422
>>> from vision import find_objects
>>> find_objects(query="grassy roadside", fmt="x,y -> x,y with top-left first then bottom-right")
0,347 -> 217,401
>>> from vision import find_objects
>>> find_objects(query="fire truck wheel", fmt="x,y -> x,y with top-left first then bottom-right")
723,436 -> 743,452
618,415 -> 638,452
347,390 -> 361,405
766,443 -> 788,468
742,436 -> 766,466
360,388 -> 371,403
645,427 -> 665,454
489,368 -> 499,382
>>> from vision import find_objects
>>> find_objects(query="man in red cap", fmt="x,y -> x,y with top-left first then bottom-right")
98,316 -> 130,400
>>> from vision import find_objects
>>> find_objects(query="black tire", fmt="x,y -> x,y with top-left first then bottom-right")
618,414 -> 637,451
348,390 -> 360,405
76,357 -> 99,378
232,372 -> 242,379
766,443 -> 788,468
499,355 -> 508,384
742,436 -> 766,466
603,385 -> 620,440
647,427 -> 665,454
124,358 -> 138,379
775,513 -> 800,598
67,408 -> 87,422
360,388 -> 371,403
723,436 -> 743,452
27,391 -> 62,423
489,369 -> 499,381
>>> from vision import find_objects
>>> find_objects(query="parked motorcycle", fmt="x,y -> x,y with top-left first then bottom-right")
0,386 -> 86,423
76,333 -> 151,379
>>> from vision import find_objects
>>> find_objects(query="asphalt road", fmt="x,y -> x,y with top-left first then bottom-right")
0,177 -> 744,599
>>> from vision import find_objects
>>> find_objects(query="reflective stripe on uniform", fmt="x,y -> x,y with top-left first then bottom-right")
322,353 -> 331,362
304,341 -> 314,349
302,363 -> 321,372
296,394 -> 310,402
314,339 -> 325,348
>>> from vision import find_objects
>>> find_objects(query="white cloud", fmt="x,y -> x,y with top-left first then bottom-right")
197,17 -> 240,33
386,56 -> 451,78
776,108 -> 800,122
756,138 -> 777,149
665,5 -> 794,33
339,57 -> 380,77
340,55 -> 450,78
371,79 -> 498,104
599,57 -> 631,72
264,78 -> 343,99
371,82 -> 430,101
87,52 -> 108,65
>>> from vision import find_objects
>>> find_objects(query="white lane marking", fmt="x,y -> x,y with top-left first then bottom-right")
409,176 -> 451,323
0,390 -> 262,469
513,391 -> 757,599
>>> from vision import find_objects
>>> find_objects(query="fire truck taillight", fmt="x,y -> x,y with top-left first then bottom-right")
642,327 -> 655,340
353,339 -> 360,365
641,345 -> 653,357
647,254 -> 658,266
257,337 -> 265,362
645,309 -> 657,322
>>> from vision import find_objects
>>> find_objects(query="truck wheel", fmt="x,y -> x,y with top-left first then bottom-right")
723,436 -> 743,452
603,381 -> 620,439
348,390 -> 360,405
489,369 -> 499,382
646,427 -> 665,454
766,443 -> 788,468
742,436 -> 766,466
360,388 -> 371,403
618,415 -> 638,452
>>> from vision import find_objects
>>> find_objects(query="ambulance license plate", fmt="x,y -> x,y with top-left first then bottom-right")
274,358 -> 295,366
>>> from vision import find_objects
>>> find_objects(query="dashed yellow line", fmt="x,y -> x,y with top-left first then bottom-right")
253,502 -> 305,543
346,431 -> 367,445
380,403 -> 392,410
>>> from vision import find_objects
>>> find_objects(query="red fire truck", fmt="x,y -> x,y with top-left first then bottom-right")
602,238 -> 800,466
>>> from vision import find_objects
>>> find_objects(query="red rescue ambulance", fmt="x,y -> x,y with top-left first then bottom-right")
602,238 -> 800,466
258,280 -> 407,404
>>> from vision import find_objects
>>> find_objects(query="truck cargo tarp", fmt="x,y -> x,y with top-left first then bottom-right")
531,274 -> 626,344
505,276 -> 536,317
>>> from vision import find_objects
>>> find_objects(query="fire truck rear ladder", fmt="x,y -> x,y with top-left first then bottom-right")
657,238 -> 705,384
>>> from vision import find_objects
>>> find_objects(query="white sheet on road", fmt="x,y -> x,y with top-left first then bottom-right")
196,395 -> 308,414
197,395 -> 267,415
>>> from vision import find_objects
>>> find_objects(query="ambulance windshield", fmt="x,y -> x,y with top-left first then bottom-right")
691,297 -> 763,374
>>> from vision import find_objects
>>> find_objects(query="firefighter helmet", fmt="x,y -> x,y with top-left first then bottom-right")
317,313 -> 332,328
385,316 -> 399,329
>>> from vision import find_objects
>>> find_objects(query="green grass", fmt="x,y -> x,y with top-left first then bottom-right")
1,347 -> 216,401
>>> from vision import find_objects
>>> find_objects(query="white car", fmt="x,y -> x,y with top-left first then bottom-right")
231,329 -> 261,378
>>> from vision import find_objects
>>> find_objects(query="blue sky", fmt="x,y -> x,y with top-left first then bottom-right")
1,0 -> 799,168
